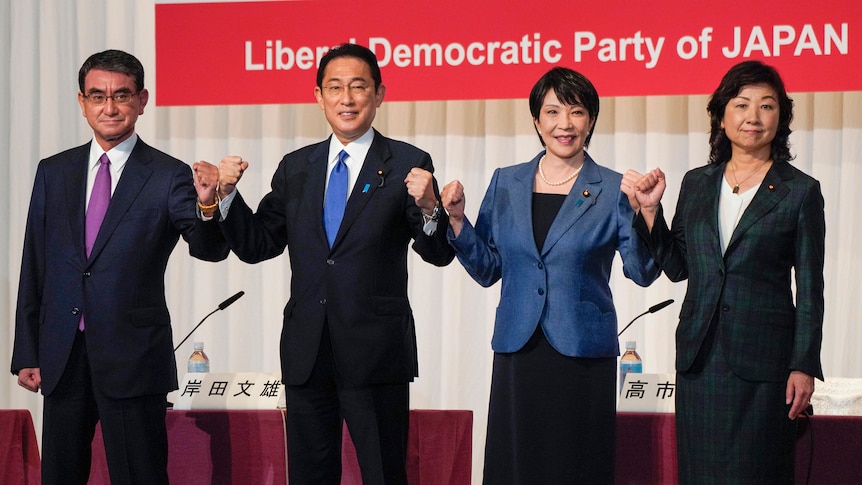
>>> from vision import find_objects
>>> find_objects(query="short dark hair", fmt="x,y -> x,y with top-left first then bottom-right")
78,50 -> 145,93
706,60 -> 795,165
316,44 -> 382,88
528,67 -> 600,147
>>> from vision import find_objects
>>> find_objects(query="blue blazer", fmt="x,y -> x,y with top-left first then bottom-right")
11,138 -> 228,398
450,152 -> 660,358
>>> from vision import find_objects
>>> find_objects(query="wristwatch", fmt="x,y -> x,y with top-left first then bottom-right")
422,201 -> 442,236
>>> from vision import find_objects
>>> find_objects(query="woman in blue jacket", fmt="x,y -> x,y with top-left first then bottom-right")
441,67 -> 660,484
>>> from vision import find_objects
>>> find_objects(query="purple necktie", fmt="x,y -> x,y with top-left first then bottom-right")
80,153 -> 112,331
323,150 -> 349,247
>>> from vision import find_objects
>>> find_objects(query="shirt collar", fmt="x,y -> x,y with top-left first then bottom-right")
327,128 -> 374,165
88,132 -> 138,171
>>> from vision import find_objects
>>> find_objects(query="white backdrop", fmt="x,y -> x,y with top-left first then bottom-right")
2,2 -> 861,483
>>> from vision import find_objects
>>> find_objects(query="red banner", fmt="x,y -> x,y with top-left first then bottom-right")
155,0 -> 859,106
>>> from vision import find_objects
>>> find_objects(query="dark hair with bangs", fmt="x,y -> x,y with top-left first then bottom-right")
707,60 -> 795,165
529,67 -> 599,147
78,50 -> 145,93
317,43 -> 382,89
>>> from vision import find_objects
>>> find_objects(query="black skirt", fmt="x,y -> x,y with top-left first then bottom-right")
483,326 -> 617,485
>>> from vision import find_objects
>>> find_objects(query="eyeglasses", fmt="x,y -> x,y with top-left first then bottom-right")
82,92 -> 139,105
321,84 -> 374,97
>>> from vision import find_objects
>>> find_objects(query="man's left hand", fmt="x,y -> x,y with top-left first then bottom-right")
193,161 -> 220,205
404,167 -> 437,213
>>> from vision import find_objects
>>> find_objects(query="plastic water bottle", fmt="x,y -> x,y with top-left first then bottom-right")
187,341 -> 210,373
619,341 -> 642,392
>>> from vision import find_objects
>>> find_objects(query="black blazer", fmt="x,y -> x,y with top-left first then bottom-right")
12,138 -> 229,397
219,130 -> 455,386
635,161 -> 825,381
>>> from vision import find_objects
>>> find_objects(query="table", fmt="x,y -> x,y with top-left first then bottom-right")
614,412 -> 862,484
22,408 -> 859,483
89,409 -> 472,484
0,409 -> 41,485
615,412 -> 677,485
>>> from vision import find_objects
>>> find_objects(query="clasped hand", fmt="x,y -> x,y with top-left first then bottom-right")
193,156 -> 249,203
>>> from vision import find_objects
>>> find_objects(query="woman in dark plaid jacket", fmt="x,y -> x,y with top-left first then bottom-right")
623,60 -> 825,484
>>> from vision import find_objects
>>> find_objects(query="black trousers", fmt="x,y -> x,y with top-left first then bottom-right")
285,323 -> 410,485
41,330 -> 169,485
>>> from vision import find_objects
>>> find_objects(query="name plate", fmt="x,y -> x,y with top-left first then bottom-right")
617,373 -> 676,413
173,372 -> 285,410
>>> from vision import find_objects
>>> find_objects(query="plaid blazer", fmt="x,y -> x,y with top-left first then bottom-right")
634,161 -> 825,381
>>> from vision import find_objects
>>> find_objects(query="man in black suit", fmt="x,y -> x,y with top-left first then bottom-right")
11,50 -> 228,484
196,43 -> 455,484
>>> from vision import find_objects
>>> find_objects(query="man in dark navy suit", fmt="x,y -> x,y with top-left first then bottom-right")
11,49 -> 228,485
195,43 -> 455,484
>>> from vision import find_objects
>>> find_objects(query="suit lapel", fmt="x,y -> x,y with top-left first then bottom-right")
727,162 -> 791,250
509,159 -> 540,257
64,145 -> 90,260
540,154 -> 602,256
330,131 -> 390,249
689,163 -> 724,257
87,139 -> 153,263
305,141 -> 330,248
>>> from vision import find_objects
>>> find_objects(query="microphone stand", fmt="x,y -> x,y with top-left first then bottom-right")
618,299 -> 674,337
174,291 -> 245,352
167,291 -> 245,409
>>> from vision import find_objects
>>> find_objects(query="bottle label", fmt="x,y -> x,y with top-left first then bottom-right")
619,362 -> 643,391
620,362 -> 643,374
188,361 -> 210,373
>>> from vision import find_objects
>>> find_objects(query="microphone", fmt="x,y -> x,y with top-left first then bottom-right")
647,299 -> 674,314
218,291 -> 245,310
174,291 -> 245,352
618,299 -> 674,337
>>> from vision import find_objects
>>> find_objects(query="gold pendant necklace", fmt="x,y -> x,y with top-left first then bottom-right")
538,155 -> 582,186
731,160 -> 768,194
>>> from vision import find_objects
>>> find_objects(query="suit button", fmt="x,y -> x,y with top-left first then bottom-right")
537,262 -> 544,270
320,299 -> 327,305
538,288 -> 545,296
722,305 -> 730,312
71,307 -> 81,315
326,259 -> 335,265
83,272 -> 91,277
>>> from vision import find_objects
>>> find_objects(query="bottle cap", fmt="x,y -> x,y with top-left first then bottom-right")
625,341 -> 637,350
193,342 -> 204,350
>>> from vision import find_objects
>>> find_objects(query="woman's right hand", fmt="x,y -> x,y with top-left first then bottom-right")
627,168 -> 666,212
441,180 -> 465,237
623,168 -> 666,231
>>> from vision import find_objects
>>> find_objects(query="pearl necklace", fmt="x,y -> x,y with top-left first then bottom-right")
538,155 -> 582,186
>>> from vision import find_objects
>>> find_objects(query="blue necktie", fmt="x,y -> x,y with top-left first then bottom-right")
323,150 -> 349,247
